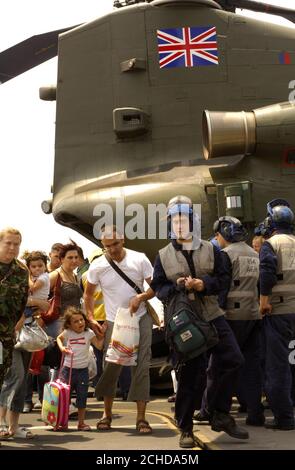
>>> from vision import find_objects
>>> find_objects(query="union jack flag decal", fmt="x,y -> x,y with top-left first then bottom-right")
157,26 -> 218,69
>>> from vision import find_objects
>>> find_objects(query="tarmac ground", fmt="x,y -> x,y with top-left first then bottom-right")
1,394 -> 295,451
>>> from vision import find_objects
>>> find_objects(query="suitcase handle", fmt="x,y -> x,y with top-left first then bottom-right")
58,350 -> 74,385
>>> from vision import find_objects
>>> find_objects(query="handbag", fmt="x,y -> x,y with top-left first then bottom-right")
15,320 -> 51,352
105,255 -> 161,327
41,273 -> 62,325
145,301 -> 161,327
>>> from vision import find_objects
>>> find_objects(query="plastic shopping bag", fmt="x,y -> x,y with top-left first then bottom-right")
105,307 -> 140,366
88,346 -> 97,380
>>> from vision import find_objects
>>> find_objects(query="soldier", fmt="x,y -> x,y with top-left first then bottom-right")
259,199 -> 295,430
151,196 -> 247,448
214,216 -> 264,426
0,227 -> 28,390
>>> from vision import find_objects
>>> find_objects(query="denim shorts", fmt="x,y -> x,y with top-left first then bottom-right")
60,367 -> 89,409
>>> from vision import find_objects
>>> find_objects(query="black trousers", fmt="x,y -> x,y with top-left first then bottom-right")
263,314 -> 295,426
228,319 -> 263,421
175,315 -> 244,432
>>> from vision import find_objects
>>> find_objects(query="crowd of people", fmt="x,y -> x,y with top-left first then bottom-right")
0,195 -> 295,448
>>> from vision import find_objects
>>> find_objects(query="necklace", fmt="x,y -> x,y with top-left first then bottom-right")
60,266 -> 77,284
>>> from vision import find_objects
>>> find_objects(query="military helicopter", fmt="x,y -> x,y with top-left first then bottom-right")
1,0 -> 295,261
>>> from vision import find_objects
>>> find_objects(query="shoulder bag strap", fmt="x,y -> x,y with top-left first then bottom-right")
51,272 -> 62,306
179,250 -> 197,278
106,254 -> 160,326
105,254 -> 142,295
55,272 -> 62,295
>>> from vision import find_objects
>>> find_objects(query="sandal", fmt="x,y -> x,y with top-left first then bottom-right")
96,416 -> 112,431
12,427 -> 35,439
77,423 -> 92,431
0,423 -> 12,440
136,420 -> 152,434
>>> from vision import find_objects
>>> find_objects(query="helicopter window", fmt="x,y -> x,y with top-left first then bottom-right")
282,149 -> 295,175
285,149 -> 295,166
226,196 -> 242,209
123,115 -> 141,124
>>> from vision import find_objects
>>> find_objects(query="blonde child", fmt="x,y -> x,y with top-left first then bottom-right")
252,235 -> 264,254
57,307 -> 106,431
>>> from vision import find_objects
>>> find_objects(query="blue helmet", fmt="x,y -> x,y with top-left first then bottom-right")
254,218 -> 272,239
266,199 -> 294,231
213,216 -> 248,243
254,223 -> 264,236
167,195 -> 201,248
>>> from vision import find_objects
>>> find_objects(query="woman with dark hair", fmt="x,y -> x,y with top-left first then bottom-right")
45,242 -> 83,339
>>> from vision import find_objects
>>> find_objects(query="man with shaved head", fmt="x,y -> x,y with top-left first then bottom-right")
84,226 -> 155,434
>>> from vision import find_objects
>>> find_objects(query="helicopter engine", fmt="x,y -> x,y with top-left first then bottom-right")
203,102 -> 295,160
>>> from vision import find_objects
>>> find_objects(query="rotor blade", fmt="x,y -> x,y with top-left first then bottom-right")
218,0 -> 295,24
0,26 -> 80,84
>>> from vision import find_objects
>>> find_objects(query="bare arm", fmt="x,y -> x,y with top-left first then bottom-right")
129,277 -> 155,314
91,335 -> 104,351
27,296 -> 49,311
15,313 -> 25,332
29,277 -> 45,293
84,281 -> 104,335
84,281 -> 96,320
56,332 -> 71,354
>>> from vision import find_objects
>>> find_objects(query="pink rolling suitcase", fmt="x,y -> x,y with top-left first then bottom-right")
42,353 -> 73,431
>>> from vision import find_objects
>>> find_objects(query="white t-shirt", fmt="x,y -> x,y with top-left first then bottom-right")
31,272 -> 50,300
87,249 -> 153,322
63,329 -> 95,368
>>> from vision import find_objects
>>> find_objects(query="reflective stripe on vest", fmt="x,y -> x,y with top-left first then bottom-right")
227,291 -> 256,298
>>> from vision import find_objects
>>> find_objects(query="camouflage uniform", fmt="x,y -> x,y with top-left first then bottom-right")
0,259 -> 28,389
